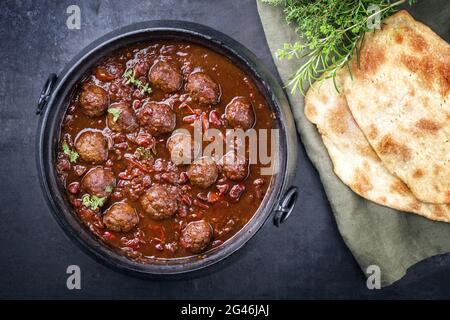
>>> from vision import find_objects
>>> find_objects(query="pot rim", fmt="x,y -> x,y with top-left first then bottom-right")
36,20 -> 296,276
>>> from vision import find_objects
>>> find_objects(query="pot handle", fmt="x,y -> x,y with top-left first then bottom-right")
273,187 -> 298,227
36,73 -> 57,115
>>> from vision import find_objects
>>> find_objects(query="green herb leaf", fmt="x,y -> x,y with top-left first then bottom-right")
104,185 -> 113,193
82,194 -> 107,210
263,0 -> 417,95
122,68 -> 152,94
107,107 -> 122,122
135,146 -> 154,160
62,142 -> 79,163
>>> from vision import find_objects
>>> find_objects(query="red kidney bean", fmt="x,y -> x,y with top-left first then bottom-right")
179,172 -> 189,184
110,83 -> 119,93
131,167 -> 142,177
111,190 -> 124,201
142,175 -> 152,188
103,231 -> 116,240
216,184 -> 229,196
178,205 -> 188,217
135,131 -> 154,147
118,172 -> 131,180
161,172 -> 179,184
182,114 -> 197,124
181,194 -> 192,206
133,61 -> 149,77
193,199 -> 209,210
73,165 -> 87,177
196,193 -> 208,202
115,142 -> 128,150
71,198 -> 82,208
117,180 -> 130,188
56,158 -> 70,173
209,110 -> 222,127
229,184 -> 245,202
207,191 -> 220,203
68,182 -> 80,194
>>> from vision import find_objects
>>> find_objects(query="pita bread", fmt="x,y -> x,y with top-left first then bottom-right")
343,10 -> 450,204
305,72 -> 450,222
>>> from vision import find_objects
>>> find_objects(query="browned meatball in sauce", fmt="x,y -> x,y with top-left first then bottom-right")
103,202 -> 139,232
166,130 -> 200,165
220,152 -> 249,181
187,157 -> 218,188
75,130 -> 108,164
180,220 -> 213,254
137,101 -> 176,135
225,96 -> 255,130
79,84 -> 109,117
107,102 -> 138,133
186,72 -> 220,105
140,185 -> 178,220
81,166 -> 116,198
149,61 -> 183,93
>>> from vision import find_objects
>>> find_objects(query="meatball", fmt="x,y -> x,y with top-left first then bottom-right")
103,202 -> 139,232
166,130 -> 200,165
187,157 -> 218,188
81,166 -> 116,198
149,61 -> 183,93
220,152 -> 248,181
225,96 -> 255,130
180,220 -> 213,254
75,129 -> 108,164
137,101 -> 176,135
140,185 -> 178,220
186,72 -> 220,105
107,102 -> 138,133
79,84 -> 109,117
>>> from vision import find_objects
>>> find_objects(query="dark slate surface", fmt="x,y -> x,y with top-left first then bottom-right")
1,0 -> 449,299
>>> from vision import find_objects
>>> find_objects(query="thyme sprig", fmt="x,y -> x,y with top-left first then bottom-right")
122,69 -> 152,94
263,0 -> 416,95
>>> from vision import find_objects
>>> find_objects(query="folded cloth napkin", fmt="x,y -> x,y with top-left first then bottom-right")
256,0 -> 450,286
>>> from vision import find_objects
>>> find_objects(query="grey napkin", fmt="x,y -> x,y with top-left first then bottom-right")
256,0 -> 450,286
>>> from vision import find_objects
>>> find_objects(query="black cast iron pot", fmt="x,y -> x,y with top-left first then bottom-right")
36,21 -> 298,277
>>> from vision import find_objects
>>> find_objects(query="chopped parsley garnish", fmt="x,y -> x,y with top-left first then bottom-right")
82,195 -> 107,210
107,108 -> 122,122
62,142 -> 79,163
104,185 -> 113,193
135,146 -> 154,160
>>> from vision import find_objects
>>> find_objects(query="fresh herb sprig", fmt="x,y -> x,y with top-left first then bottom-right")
122,69 -> 152,94
62,142 -> 79,163
135,146 -> 155,160
82,194 -> 107,210
263,0 -> 416,95
107,107 -> 122,122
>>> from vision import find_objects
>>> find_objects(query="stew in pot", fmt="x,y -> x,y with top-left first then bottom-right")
56,40 -> 275,261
